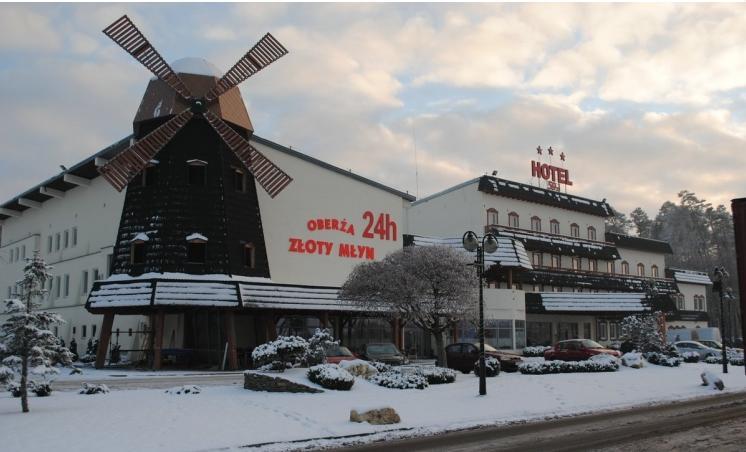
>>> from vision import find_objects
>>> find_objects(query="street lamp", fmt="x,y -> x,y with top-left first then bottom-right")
462,230 -> 498,396
713,266 -> 730,374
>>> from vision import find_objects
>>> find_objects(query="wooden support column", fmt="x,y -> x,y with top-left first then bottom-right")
153,310 -> 165,370
321,312 -> 329,329
266,315 -> 277,340
223,311 -> 238,370
507,269 -> 514,289
94,313 -> 115,369
334,316 -> 342,341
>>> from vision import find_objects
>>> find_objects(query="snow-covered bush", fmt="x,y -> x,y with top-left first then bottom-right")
339,359 -> 378,378
522,346 -> 552,357
29,381 -> 52,397
473,356 -> 500,377
518,358 -> 619,375
621,313 -> 665,353
307,364 -> 355,390
730,356 -> 745,366
7,381 -> 22,398
369,361 -> 392,373
79,383 -> 110,395
251,336 -> 308,372
645,352 -> 681,367
418,366 -> 457,384
370,370 -> 428,389
621,352 -> 643,368
681,352 -> 700,363
303,329 -> 337,367
165,385 -> 201,395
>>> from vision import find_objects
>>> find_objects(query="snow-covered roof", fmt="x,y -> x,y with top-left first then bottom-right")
407,235 -> 533,270
491,226 -> 619,260
672,270 -> 712,285
528,292 -> 650,313
186,233 -> 208,242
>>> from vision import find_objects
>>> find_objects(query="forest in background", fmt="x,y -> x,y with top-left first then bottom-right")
606,191 -> 742,343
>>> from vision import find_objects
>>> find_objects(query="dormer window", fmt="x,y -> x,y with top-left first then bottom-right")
186,233 -> 207,263
530,216 -> 541,232
187,159 -> 207,186
130,233 -> 149,265
244,243 -> 256,268
637,263 -> 645,277
233,168 -> 246,193
486,208 -> 498,226
508,212 -> 519,228
570,223 -> 579,238
550,219 -> 560,235
587,226 -> 597,241
651,265 -> 659,278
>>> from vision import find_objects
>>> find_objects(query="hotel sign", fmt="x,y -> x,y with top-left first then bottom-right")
531,161 -> 573,192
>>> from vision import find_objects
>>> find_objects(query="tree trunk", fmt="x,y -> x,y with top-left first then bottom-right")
20,353 -> 29,413
434,331 -> 446,367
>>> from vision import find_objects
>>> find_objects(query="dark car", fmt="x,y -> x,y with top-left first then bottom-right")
360,343 -> 409,366
445,342 -> 523,373
544,339 -> 621,361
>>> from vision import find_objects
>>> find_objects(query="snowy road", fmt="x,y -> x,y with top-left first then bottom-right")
333,391 -> 746,452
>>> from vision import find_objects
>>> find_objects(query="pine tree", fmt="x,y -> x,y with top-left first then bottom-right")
0,251 -> 72,413
629,207 -> 653,238
621,313 -> 665,353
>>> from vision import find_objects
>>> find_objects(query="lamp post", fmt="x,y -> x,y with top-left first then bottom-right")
713,266 -> 729,374
462,230 -> 498,396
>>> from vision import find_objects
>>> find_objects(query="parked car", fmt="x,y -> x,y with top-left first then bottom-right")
323,344 -> 359,364
673,341 -> 722,360
360,343 -> 409,366
697,340 -> 744,355
445,342 -> 523,373
544,339 -> 621,361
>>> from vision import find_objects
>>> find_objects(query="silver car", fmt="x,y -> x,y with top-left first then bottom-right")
673,341 -> 722,359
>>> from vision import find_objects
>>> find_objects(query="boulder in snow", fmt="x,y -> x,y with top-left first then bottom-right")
339,359 -> 378,378
350,407 -> 400,425
700,371 -> 725,391
621,352 -> 644,369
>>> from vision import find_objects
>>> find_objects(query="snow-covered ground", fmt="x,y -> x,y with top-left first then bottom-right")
2,363 -> 745,452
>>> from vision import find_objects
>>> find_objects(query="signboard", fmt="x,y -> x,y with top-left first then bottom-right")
532,146 -> 571,192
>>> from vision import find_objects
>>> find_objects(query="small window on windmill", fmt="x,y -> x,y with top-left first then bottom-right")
141,161 -> 158,187
233,168 -> 246,193
187,159 -> 207,187
186,233 -> 207,263
130,233 -> 149,265
244,243 -> 256,268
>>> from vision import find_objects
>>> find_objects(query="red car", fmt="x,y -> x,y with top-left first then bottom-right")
445,342 -> 524,373
544,339 -> 621,361
323,344 -> 359,364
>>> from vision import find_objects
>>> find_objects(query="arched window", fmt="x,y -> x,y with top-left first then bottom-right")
677,294 -> 685,310
571,257 -> 581,270
532,252 -> 543,267
621,261 -> 629,275
508,212 -> 519,228
589,259 -> 598,272
651,265 -> 659,278
486,208 -> 498,226
530,216 -> 542,232
550,219 -> 560,235
587,226 -> 597,241
244,243 -> 256,268
570,223 -> 580,238
186,233 -> 208,263
637,263 -> 645,277
607,261 -> 616,274
187,159 -> 208,187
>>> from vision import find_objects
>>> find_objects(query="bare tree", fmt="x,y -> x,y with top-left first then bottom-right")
340,246 -> 476,366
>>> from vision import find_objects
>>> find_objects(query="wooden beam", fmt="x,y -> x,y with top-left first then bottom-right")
153,310 -> 165,370
39,186 -> 65,199
95,313 -> 115,369
63,173 -> 91,187
0,207 -> 22,217
94,157 -> 109,167
17,198 -> 42,209
223,311 -> 238,370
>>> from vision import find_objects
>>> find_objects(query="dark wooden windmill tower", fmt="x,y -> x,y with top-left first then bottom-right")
99,15 -> 292,279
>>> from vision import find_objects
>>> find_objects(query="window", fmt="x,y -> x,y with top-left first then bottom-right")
55,233 -> 60,251
570,223 -> 579,237
677,294 -> 685,310
637,263 -> 645,277
508,212 -> 519,228
47,236 -> 52,253
486,208 -> 498,226
55,276 -> 61,299
186,235 -> 207,263
571,257 -> 581,271
131,241 -> 146,265
584,322 -> 592,339
597,320 -> 608,341
530,216 -> 541,232
21,245 -> 26,259
64,230 -> 69,248
532,252 -> 543,267
621,261 -> 629,275
82,325 -> 87,338
609,322 -> 619,340
81,271 -> 89,295
587,226 -> 596,241
141,164 -> 157,187
589,259 -> 598,272
93,269 -> 100,282
64,274 -> 70,297
72,326 -> 76,335
72,227 -> 78,246
550,219 -> 560,235
187,159 -> 207,186
92,324 -> 97,338
233,168 -> 246,192
515,320 -> 526,349
607,261 -> 616,274
551,254 -> 561,268
244,243 -> 256,268
651,265 -> 659,278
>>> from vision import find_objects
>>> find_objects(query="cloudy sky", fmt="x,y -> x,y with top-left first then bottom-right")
1,3 -> 745,216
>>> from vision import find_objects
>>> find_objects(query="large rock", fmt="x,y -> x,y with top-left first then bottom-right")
700,371 -> 725,391
350,407 -> 401,425
244,371 -> 323,393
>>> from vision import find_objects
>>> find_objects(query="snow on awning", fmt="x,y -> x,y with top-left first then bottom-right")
673,271 -> 712,285
527,292 -> 650,313
239,283 -> 365,312
131,232 -> 150,242
186,233 -> 208,242
407,235 -> 533,270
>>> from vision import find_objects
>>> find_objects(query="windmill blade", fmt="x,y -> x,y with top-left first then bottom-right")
103,15 -> 193,100
203,111 -> 292,198
100,109 -> 194,191
205,33 -> 288,102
